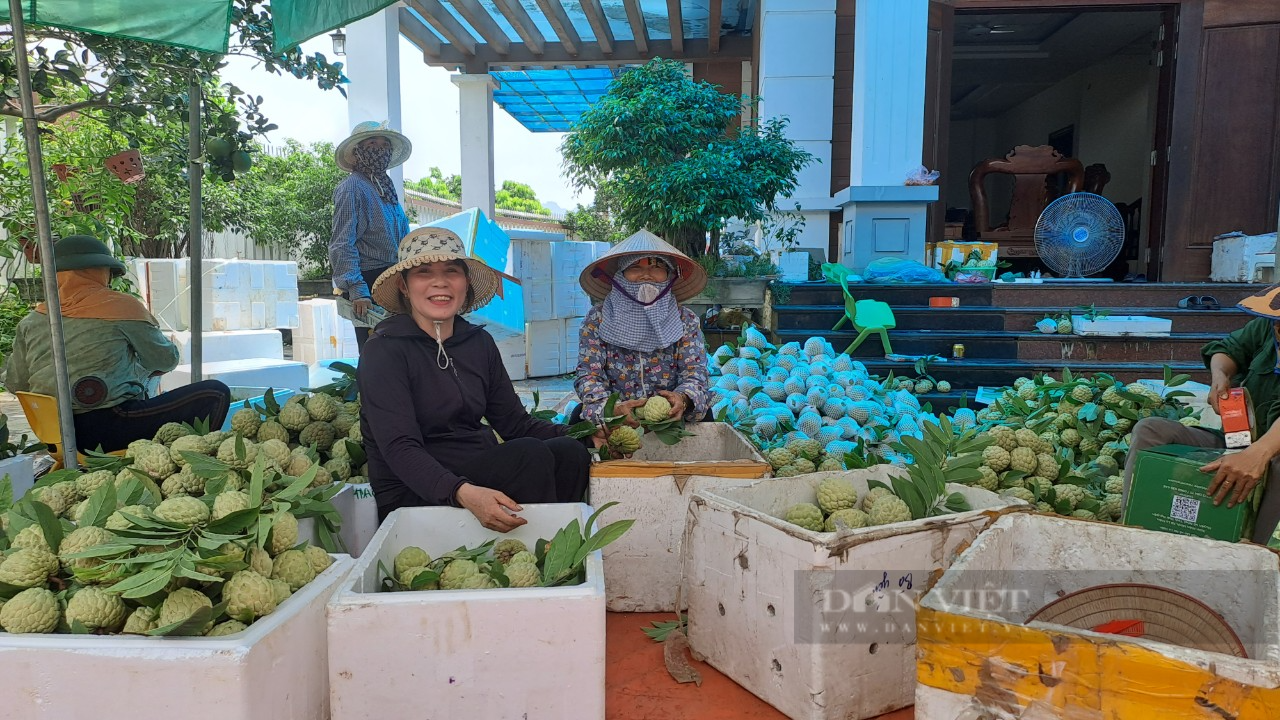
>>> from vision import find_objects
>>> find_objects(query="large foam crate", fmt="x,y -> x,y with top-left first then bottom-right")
159,358 -> 310,393
488,324 -> 527,381
914,513 -> 1280,719
682,472 -> 1029,720
522,279 -> 555,322
510,237 -> 553,281
552,281 -> 593,319
165,329 -> 284,364
330,482 -> 379,557
551,241 -> 595,281
589,422 -> 771,612
526,318 -> 564,377
562,315 -> 584,371
327,504 -> 606,719
0,555 -> 352,720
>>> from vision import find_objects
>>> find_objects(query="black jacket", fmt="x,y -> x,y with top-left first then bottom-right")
357,314 -> 565,513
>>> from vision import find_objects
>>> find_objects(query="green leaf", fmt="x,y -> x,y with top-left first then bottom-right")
29,498 -> 64,553
541,521 -> 584,586
264,388 -> 281,416
0,474 -> 12,515
147,606 -> 213,636
566,420 -> 600,440
81,481 -> 118,529
574,519 -> 635,567
943,492 -> 972,514
113,566 -> 177,599
182,452 -> 235,479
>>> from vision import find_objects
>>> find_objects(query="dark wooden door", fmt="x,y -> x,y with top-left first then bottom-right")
1143,7 -> 1179,280
924,1 -> 955,245
1162,0 -> 1280,280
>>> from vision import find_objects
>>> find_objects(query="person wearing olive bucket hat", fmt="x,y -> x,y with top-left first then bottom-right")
1120,284 -> 1280,544
328,120 -> 413,352
571,229 -> 711,435
356,227 -> 593,531
2,236 -> 231,452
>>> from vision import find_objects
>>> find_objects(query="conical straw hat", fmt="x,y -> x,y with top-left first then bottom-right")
578,229 -> 707,302
1237,284 -> 1280,320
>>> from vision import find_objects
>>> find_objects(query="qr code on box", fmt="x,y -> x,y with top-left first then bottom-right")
1170,495 -> 1200,523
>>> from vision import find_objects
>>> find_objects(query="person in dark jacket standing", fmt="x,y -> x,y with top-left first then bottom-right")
358,227 -> 592,531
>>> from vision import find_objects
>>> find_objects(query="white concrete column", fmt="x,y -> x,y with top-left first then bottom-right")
451,73 -> 498,218
344,8 -> 404,195
757,0 -> 838,259
835,0 -> 937,269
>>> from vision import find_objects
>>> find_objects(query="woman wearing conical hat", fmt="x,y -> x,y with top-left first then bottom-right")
573,229 -> 711,430
357,227 -> 592,531
1120,286 -> 1280,544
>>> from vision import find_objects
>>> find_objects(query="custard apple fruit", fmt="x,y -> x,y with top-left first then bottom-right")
59,526 -> 115,572
765,447 -> 795,470
207,620 -> 249,637
976,466 -> 1000,491
0,547 -> 58,588
65,586 -> 127,631
267,512 -> 300,556
936,380 -> 952,393
158,587 -> 213,630
458,573 -> 496,590
271,549 -> 317,591
323,459 -> 352,482
304,545 -> 334,574
270,579 -> 292,605
308,464 -> 334,490
225,570 -> 278,621
299,422 -> 337,452
32,482 -> 77,516
1036,454 -> 1060,481
133,444 -> 177,480
1101,493 -> 1123,520
783,503 -> 825,532
0,587 -> 60,633
398,566 -> 436,589
508,551 -> 537,566
1002,487 -> 1036,504
1053,483 -> 1087,510
824,508 -> 871,532
161,468 -> 204,498
816,477 -> 859,514
256,420 -> 291,444
306,393 -> 340,422
328,439 -> 355,465
212,491 -> 251,521
493,539 -> 528,565
286,453 -> 313,477
168,434 -> 211,466
217,436 -> 258,470
505,562 -> 542,588
74,470 -> 115,499
11,524 -> 53,552
1070,509 -> 1097,520
637,396 -> 672,423
982,445 -> 1011,473
106,505 -> 151,532
607,426 -> 641,454
1060,428 -> 1081,448
1105,476 -> 1123,494
154,496 -> 211,527
122,605 -> 160,634
259,438 -> 292,468
791,457 -> 816,475
1056,318 -> 1073,334
154,422 -> 193,446
868,495 -> 913,526
348,424 -> 363,444
1036,501 -> 1054,514
440,559 -> 480,589
1009,447 -> 1037,474
818,457 -> 844,472
247,545 -> 273,577
278,403 -> 312,432
861,486 -> 892,511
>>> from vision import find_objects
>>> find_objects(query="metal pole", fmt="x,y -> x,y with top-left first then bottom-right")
188,81 -> 202,383
8,0 -> 79,469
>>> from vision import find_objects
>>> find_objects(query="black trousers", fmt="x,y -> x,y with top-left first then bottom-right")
346,266 -> 392,353
375,436 -> 592,523
74,380 -> 232,453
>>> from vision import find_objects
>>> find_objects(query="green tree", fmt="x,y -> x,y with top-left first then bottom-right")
560,58 -> 814,257
406,167 -> 460,200
562,203 -> 627,244
235,139 -> 345,276
495,180 -> 550,216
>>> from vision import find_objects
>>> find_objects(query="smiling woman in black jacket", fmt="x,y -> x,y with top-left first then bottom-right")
358,227 -> 591,532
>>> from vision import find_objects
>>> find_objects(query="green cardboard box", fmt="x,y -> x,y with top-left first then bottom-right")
1122,444 -> 1262,543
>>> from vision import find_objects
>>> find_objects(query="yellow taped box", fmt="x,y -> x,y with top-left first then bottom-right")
914,513 -> 1280,719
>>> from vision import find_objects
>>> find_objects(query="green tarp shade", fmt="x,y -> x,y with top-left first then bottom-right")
270,0 -> 398,54
0,0 -> 234,54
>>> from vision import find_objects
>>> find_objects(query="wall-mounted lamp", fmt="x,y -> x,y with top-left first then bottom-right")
330,29 -> 347,56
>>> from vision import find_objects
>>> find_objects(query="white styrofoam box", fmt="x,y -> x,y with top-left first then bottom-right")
510,237 -> 554,281
551,240 -> 596,283
165,329 -> 284,364
331,482 -> 379,557
777,250 -> 811,282
160,358 -> 310,393
552,281 -> 593,318
590,422 -> 771,612
487,324 -> 527,381
305,358 -> 359,391
1071,314 -> 1172,336
0,454 -> 35,501
914,513 -> 1280,719
0,555 -> 353,720
327,504 -> 606,720
525,319 -> 564,377
562,315 -> 583,372
521,279 -> 555,322
144,258 -> 188,332
588,241 -> 610,260
1211,231 -> 1278,282
682,472 -> 1029,720
296,299 -> 340,341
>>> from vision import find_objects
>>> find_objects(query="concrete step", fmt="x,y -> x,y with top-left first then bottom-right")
775,304 -> 1252,334
781,280 -> 1263,309
849,358 -> 1208,390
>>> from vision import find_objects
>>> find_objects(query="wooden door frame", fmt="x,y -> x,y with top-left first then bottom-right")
924,2 -> 955,246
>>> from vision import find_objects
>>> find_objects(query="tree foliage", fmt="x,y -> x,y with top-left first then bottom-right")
494,180 -> 550,216
562,203 -> 627,245
405,167 -> 460,200
560,58 -> 815,256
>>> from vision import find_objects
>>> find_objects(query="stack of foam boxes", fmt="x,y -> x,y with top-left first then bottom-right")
512,239 -> 610,378
294,299 -> 359,366
127,258 -> 310,394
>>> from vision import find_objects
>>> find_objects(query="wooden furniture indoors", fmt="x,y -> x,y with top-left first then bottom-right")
968,144 -> 1085,258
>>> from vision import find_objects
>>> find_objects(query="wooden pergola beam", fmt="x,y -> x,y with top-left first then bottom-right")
666,0 -> 684,53
443,36 -> 753,74
533,0 -> 582,56
580,0 -> 615,55
492,0 -> 546,55
622,0 -> 648,54
399,7 -> 443,57
449,0 -> 512,55
405,0 -> 478,56
708,0 -> 723,53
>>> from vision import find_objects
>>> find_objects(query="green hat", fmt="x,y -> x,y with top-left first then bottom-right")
54,235 -> 126,276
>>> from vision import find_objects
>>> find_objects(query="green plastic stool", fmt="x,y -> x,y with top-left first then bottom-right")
841,299 -> 895,356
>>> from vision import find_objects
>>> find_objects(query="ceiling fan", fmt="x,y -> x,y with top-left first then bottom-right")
965,22 -> 1020,36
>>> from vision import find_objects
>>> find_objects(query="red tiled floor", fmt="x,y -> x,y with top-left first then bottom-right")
606,612 -> 914,720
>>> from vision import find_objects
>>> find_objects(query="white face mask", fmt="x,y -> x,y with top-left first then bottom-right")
635,282 -> 662,304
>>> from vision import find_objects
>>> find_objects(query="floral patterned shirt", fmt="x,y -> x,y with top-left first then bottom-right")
573,304 -> 711,424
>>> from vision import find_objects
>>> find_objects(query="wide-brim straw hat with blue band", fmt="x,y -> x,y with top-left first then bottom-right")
335,120 -> 412,172
579,229 -> 707,303
370,227 -> 501,316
